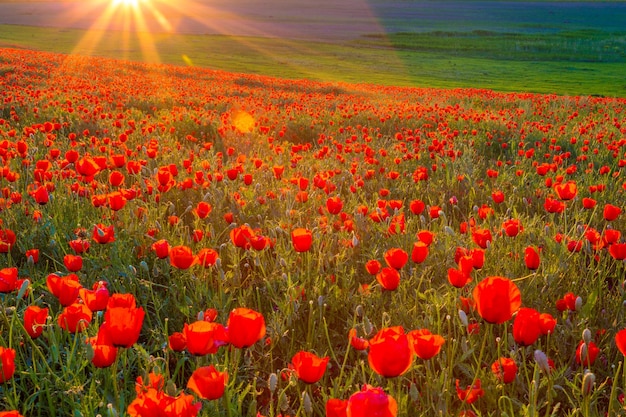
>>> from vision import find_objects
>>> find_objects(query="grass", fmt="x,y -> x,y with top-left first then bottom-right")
0,46 -> 626,416
0,24 -> 625,97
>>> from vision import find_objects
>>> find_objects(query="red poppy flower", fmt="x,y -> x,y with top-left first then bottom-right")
512,307 -> 542,346
411,241 -> 429,263
576,340 -> 600,366
326,196 -> 343,215
150,239 -> 170,259
367,326 -> 412,377
63,254 -> 83,272
376,267 -> 400,291
169,245 -> 196,269
609,243 -> 626,260
46,273 -> 82,306
92,224 -> 115,244
346,385 -> 397,417
291,228 -> 313,252
456,378 -> 484,404
408,329 -> 445,360
290,350 -> 329,384
409,199 -> 425,215
58,303 -> 92,333
69,238 -> 90,254
325,398 -> 348,417
383,248 -> 408,270
196,248 -> 219,267
183,321 -> 229,355
79,281 -> 109,312
556,292 -> 578,312
554,180 -> 577,200
615,329 -> 626,356
187,365 -> 228,400
502,219 -> 522,237
32,186 -> 49,205
539,313 -> 556,335
349,328 -> 369,351
603,204 -> 621,221
448,267 -> 471,288
0,347 -> 16,384
230,224 -> 255,249
108,170 -> 125,187
168,332 -> 187,352
107,191 -> 126,211
365,259 -> 381,275
75,155 -> 100,178
0,229 -> 16,253
416,230 -> 435,246
491,357 -> 517,384
87,324 -> 118,368
227,307 -> 266,348
194,201 -> 212,219
471,228 -> 492,249
472,276 -> 521,324
0,267 -> 18,293
104,294 -> 145,348
24,305 -> 48,338
524,246 -> 540,270
0,411 -> 24,417
582,197 -> 596,209
492,190 -> 505,204
25,248 -> 39,263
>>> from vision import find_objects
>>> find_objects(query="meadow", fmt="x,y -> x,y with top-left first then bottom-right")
0,44 -> 625,416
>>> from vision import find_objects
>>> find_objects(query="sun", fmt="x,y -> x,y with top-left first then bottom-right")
112,0 -> 143,6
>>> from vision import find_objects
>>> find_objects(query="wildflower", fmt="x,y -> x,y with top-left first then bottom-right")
348,328 -> 369,351
63,254 -> 83,272
291,228 -> 313,252
0,347 -> 16,384
603,204 -> 621,221
455,379 -> 484,404
87,324 -> 118,368
367,326 -> 412,377
79,281 -> 110,312
183,321 -> 229,355
226,307 -> 266,348
376,267 -> 400,291
616,329 -> 626,356
0,267 -> 18,293
193,201 -> 212,219
383,248 -> 408,270
326,196 -> 343,215
575,340 -> 600,366
325,398 -> 348,417
104,293 -> 145,348
346,385 -> 397,417
513,308 -> 542,346
151,239 -> 170,259
58,303 -> 92,333
491,357 -> 517,384
524,246 -> 540,270
196,248 -> 219,267
365,259 -> 381,275
187,365 -> 227,400
168,332 -> 187,352
169,245 -> 196,269
290,350 -> 329,384
47,273 -> 82,306
408,329 -> 445,360
472,276 -> 521,324
411,241 -> 429,263
554,180 -> 577,200
24,305 -> 48,339
92,223 -> 115,244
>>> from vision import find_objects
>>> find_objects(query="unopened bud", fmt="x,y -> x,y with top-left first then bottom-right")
575,296 -> 583,311
302,391 -> 312,414
534,349 -> 551,374
268,373 -> 278,392
582,370 -> 596,396
458,310 -> 468,327
582,328 -> 592,344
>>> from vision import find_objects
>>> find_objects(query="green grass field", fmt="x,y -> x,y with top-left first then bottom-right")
1,23 -> 625,97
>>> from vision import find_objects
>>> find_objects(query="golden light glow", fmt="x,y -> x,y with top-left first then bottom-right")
112,0 -> 141,7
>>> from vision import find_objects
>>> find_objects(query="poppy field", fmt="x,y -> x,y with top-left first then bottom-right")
1,47 -> 626,416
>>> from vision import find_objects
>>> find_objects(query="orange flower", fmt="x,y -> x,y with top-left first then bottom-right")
193,201 -> 212,219
0,411 -> 24,417
58,303 -> 92,333
290,350 -> 329,384
383,248 -> 408,270
471,228 -> 492,249
365,259 -> 381,275
0,267 -> 18,293
408,329 -> 445,360
196,248 -> 219,267
376,267 -> 400,291
187,365 -> 227,400
46,273 -> 82,307
554,180 -> 577,200
615,329 -> 626,357
346,385 -> 397,417
325,398 -> 348,417
524,246 -> 540,270
456,378 -> 484,404
24,305 -> 48,339
79,281 -> 110,312
326,196 -> 343,215
491,357 -> 517,384
63,254 -> 83,272
448,267 -> 471,288
87,324 -> 118,368
151,239 -> 170,259
226,307 -> 266,348
0,347 -> 16,384
291,228 -> 313,252
472,276 -> 521,324
512,308 -> 542,346
348,328 -> 369,351
169,245 -> 196,269
367,326 -> 412,377
104,293 -> 145,348
183,321 -> 229,355
92,223 -> 115,244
